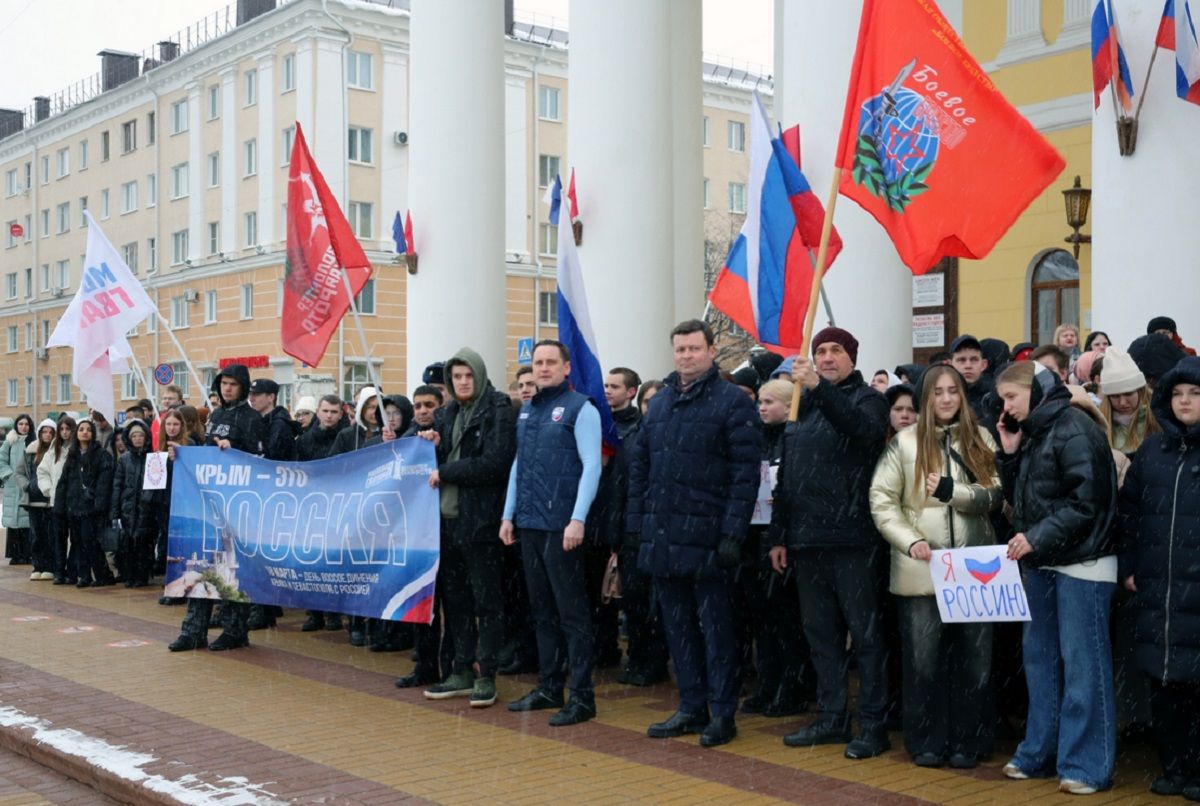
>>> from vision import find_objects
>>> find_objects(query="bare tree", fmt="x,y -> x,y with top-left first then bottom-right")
701,211 -> 757,368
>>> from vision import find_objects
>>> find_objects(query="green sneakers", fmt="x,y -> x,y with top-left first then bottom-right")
423,673 -> 474,700
469,677 -> 497,708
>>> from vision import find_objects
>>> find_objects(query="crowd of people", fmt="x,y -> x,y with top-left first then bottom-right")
1,313 -> 1198,798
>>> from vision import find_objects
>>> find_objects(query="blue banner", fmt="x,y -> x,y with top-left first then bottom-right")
164,439 -> 440,623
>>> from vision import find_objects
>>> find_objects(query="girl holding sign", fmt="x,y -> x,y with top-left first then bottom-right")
869,365 -> 1001,769
995,361 -> 1118,796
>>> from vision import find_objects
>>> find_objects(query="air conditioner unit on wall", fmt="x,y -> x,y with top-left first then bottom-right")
184,289 -> 199,303
50,287 -> 63,297
35,348 -> 47,361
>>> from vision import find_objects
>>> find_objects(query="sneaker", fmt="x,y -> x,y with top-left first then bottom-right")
507,688 -> 564,712
423,673 -> 475,700
548,697 -> 596,727
469,677 -> 497,708
29,571 -> 39,581
1059,779 -> 1097,795
1003,763 -> 1030,780
38,572 -> 55,580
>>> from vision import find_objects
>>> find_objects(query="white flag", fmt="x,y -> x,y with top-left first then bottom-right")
47,212 -> 155,421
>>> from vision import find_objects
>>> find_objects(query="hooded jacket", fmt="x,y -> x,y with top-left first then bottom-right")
57,438 -> 115,518
111,419 -> 153,536
0,420 -> 32,529
330,386 -> 381,456
363,395 -> 416,448
1118,356 -> 1200,682
261,404 -> 300,461
205,364 -> 264,454
36,441 -> 70,508
297,410 -> 350,461
434,348 -> 516,542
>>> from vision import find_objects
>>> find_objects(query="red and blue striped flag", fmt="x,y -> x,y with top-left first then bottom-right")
1092,0 -> 1135,111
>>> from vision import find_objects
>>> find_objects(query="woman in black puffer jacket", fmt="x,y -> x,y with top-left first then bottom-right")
1118,356 -> 1200,799
110,419 -> 154,587
56,420 -> 116,587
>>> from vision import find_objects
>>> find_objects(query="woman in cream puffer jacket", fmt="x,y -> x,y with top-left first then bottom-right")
869,365 -> 1002,769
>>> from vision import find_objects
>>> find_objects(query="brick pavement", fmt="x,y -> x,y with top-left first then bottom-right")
0,564 -> 1172,805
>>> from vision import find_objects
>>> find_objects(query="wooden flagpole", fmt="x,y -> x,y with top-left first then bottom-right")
788,167 -> 843,422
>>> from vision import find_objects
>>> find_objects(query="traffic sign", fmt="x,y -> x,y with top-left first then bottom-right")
517,337 -> 533,366
153,363 -> 175,386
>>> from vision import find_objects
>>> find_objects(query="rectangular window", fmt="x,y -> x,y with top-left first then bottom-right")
23,267 -> 32,298
121,181 -> 138,213
346,51 -> 373,89
347,127 -> 372,164
244,139 -> 257,176
40,264 -> 49,290
538,222 -> 558,256
4,222 -> 14,249
40,320 -> 49,347
23,377 -> 31,406
79,139 -> 88,169
282,53 -> 295,91
702,116 -> 710,147
122,373 -> 138,400
6,324 -> 17,351
703,177 -> 710,209
282,127 -> 295,161
347,202 -> 372,239
40,375 -> 49,404
171,163 -> 188,198
147,237 -> 156,271
728,120 -> 746,152
78,196 -> 88,227
244,212 -> 258,247
5,379 -> 16,407
537,85 -> 560,120
170,362 -> 189,399
40,155 -> 48,184
171,99 -> 188,134
208,152 -> 220,187
538,290 -> 558,325
56,259 -> 69,289
171,230 -> 188,265
24,322 -> 32,350
240,283 -> 254,318
146,173 -> 156,206
57,374 -> 71,404
22,214 -> 30,242
56,202 -> 70,234
205,290 -> 218,324
728,182 -> 746,214
357,277 -> 376,315
5,168 -> 16,196
244,69 -> 257,106
4,275 -> 15,301
100,189 -> 110,219
39,209 -> 48,236
147,111 -> 155,144
100,130 -> 110,161
538,154 -> 560,188
208,222 -> 220,255
171,295 -> 189,328
121,119 -> 137,153
56,148 -> 70,177
122,242 -> 138,273
207,85 -> 220,120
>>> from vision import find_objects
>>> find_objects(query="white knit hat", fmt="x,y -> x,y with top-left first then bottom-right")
294,395 -> 317,414
1100,347 -> 1147,395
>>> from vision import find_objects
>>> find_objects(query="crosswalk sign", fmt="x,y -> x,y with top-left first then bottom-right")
517,337 -> 533,366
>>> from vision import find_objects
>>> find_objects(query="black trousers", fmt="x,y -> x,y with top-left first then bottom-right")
411,589 -> 455,680
1150,678 -> 1200,779
28,508 -> 54,573
51,511 -> 73,579
5,527 -> 29,562
658,573 -> 741,719
181,598 -> 249,641
520,528 -> 594,700
742,562 -> 813,699
898,595 -> 994,757
584,540 -> 621,663
127,524 -> 157,585
793,546 -> 890,730
71,516 -> 110,584
441,533 -> 505,679
502,542 -> 537,663
618,544 -> 668,675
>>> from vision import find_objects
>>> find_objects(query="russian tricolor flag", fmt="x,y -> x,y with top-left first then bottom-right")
708,94 -> 842,356
392,210 -> 413,254
546,174 -> 620,454
1158,0 -> 1200,105
1092,0 -> 1135,111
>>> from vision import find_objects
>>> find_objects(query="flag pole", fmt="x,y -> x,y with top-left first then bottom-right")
127,350 -> 161,424
788,168 -> 842,422
1134,45 -> 1160,120
153,310 -> 207,402
338,269 -> 392,438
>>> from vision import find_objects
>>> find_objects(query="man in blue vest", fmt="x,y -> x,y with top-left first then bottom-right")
500,340 -> 603,726
627,319 -> 762,748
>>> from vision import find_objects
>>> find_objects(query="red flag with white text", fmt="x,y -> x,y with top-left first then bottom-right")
283,122 -> 373,366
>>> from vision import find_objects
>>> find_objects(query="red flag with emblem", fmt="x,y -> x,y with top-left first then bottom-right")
283,122 -> 373,366
835,0 -> 1065,275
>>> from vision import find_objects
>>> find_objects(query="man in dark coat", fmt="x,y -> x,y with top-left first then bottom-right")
420,348 -> 516,709
296,395 -> 349,463
769,326 -> 892,759
627,319 -> 762,748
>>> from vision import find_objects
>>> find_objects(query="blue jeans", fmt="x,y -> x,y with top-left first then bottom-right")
1012,567 -> 1116,789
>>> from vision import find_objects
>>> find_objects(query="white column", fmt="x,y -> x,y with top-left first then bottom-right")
774,0 -> 911,375
186,82 -> 203,260
220,68 -> 237,254
256,52 -> 275,248
1092,5 -> 1200,342
670,0 -> 704,325
569,0 -> 675,377
379,43 -> 409,252
504,69 -> 529,260
407,0 -> 506,385
1059,0 -> 1092,45
313,32 -> 347,207
293,36 -> 314,139
995,0 -> 1046,65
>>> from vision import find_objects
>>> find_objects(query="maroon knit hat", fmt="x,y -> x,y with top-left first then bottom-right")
811,326 -> 859,365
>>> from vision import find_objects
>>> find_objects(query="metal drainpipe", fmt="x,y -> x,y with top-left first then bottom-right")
531,44 -> 545,341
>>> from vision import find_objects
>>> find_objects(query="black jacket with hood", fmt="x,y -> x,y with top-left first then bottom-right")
261,404 -> 300,461
330,387 -> 382,456
297,411 -> 350,461
205,365 -> 264,454
57,437 -> 115,518
110,419 -> 154,540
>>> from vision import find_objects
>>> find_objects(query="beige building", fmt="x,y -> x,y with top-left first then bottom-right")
0,0 -> 764,421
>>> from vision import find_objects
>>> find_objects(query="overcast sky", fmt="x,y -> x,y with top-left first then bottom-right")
0,0 -> 773,112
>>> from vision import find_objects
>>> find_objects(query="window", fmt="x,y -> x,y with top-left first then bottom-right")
57,374 -> 71,404
538,154 -> 560,188
1030,249 -> 1080,345
171,99 -> 188,134
4,222 -> 14,249
170,363 -> 190,398
728,120 -> 745,152
122,242 -> 138,273
276,278 -> 285,315
24,322 -> 32,350
244,139 -> 257,176
56,147 -> 69,177
122,373 -> 138,400
208,222 -> 220,255
346,51 -> 373,89
347,127 -> 372,164
5,379 -> 15,407
282,127 -> 295,160
56,259 -> 70,289
5,274 -> 16,301
79,139 -> 89,170
121,181 -> 138,213
343,363 -> 370,403
240,283 -> 254,318
39,375 -> 49,404
56,202 -> 70,234
205,290 -> 218,324
6,324 -> 17,351
100,131 -> 110,161
22,214 -> 30,242
40,264 -> 49,290
244,69 -> 257,106
39,209 -> 48,236
78,196 -> 88,226
5,169 -> 16,196
728,182 -> 746,214
100,189 -> 110,219
207,85 -> 220,120
703,177 -> 710,209
147,237 -> 156,271
208,152 -> 220,187
538,222 -> 558,256
171,230 -> 189,265
147,173 -> 156,206
702,116 -> 710,147
538,85 -> 560,120
171,163 -> 188,198
244,212 -> 258,247
23,377 -> 31,407
121,119 -> 137,153
23,267 -> 32,298
39,320 -> 49,347
357,277 -> 376,315
147,111 -> 155,144
347,202 -> 372,239
147,312 -> 157,333
538,291 -> 558,325
171,295 -> 189,328
282,53 -> 295,91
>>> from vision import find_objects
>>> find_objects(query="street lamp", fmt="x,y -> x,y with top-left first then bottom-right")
1062,175 -> 1092,260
